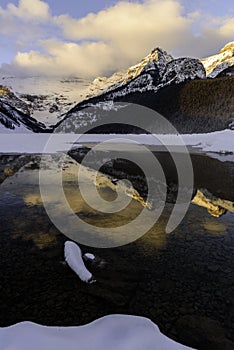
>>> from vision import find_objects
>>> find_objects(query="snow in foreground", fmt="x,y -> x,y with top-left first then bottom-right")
84,252 -> 96,261
0,130 -> 233,155
64,241 -> 94,283
0,315 -> 195,350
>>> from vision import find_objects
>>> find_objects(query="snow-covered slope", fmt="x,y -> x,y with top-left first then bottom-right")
56,57 -> 206,133
0,76 -> 90,126
79,49 -> 205,101
0,315 -> 195,350
53,43 -> 234,135
104,57 -> 206,97
207,58 -> 234,78
79,43 -> 234,100
0,87 -> 49,133
56,44 -> 234,135
1,43 -> 233,134
201,42 -> 234,77
81,48 -> 173,99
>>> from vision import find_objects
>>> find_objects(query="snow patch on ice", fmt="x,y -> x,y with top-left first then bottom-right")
64,241 -> 94,283
84,253 -> 95,261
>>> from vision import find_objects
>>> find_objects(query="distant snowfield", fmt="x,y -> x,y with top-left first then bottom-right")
0,75 -> 91,126
0,76 -> 90,102
0,315 -> 194,350
0,130 -> 233,158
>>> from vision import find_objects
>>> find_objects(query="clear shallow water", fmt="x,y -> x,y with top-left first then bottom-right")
0,152 -> 233,349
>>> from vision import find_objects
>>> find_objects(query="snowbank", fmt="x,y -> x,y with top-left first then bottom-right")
0,130 -> 233,155
0,315 -> 195,350
182,129 -> 234,154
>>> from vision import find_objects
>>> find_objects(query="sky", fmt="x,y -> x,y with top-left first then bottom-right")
0,0 -> 233,77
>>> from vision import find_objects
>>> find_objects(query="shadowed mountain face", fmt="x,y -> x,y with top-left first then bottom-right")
55,65 -> 233,134
54,43 -> 233,134
115,75 -> 234,134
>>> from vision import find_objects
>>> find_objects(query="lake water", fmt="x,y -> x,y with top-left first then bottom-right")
0,151 -> 233,349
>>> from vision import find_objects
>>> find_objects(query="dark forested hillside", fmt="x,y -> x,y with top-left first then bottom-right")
118,75 -> 234,133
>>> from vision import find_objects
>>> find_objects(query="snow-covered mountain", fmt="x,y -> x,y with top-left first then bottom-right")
0,76 -> 90,127
56,55 -> 234,133
55,43 -> 234,134
201,42 -> 234,77
81,42 -> 234,100
0,86 -> 49,133
0,42 -> 233,134
81,48 -> 173,99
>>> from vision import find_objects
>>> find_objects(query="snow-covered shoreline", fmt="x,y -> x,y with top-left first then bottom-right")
0,130 -> 233,156
0,315 -> 195,350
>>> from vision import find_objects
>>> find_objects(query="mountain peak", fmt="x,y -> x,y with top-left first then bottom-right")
151,47 -> 171,58
125,48 -> 173,82
201,41 -> 234,76
80,47 -> 173,100
82,42 -> 234,102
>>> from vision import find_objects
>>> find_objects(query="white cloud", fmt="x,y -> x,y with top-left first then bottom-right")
5,0 -> 50,22
2,0 -> 195,77
0,0 -> 233,77
218,17 -> 234,37
54,0 -> 193,65
0,0 -> 51,49
12,40 -> 115,77
185,16 -> 234,58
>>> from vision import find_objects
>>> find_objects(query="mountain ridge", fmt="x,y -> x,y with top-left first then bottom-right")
55,45 -> 233,134
80,42 -> 234,101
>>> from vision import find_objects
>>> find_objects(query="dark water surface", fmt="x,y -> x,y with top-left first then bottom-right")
0,152 -> 233,350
